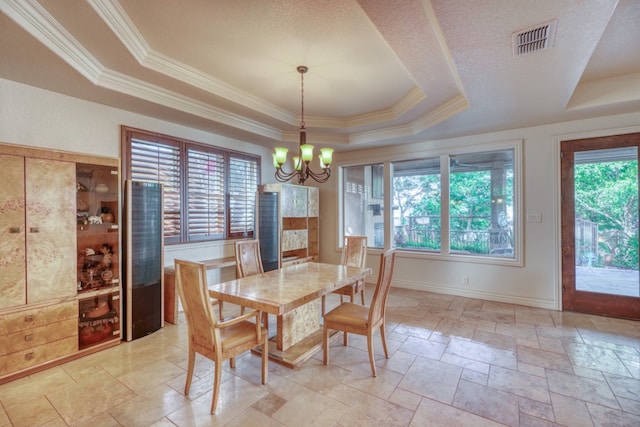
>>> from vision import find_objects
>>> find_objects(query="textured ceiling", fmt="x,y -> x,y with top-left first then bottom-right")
1,0 -> 639,152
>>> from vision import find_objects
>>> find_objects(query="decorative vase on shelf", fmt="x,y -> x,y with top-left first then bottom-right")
95,183 -> 109,193
100,207 -> 114,223
100,212 -> 114,223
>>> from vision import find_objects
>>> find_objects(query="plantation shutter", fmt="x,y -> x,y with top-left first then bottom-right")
130,138 -> 181,242
124,127 -> 261,244
228,155 -> 258,238
187,148 -> 225,240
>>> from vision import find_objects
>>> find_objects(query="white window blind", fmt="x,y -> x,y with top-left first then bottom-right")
130,139 -> 181,242
187,148 -> 225,240
229,155 -> 258,237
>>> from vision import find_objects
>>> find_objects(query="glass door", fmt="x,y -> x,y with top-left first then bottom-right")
561,133 -> 640,319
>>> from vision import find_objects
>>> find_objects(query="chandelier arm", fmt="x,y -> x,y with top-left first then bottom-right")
275,164 -> 330,184
275,166 -> 301,182
305,167 -> 331,182
306,164 -> 331,176
308,173 -> 330,183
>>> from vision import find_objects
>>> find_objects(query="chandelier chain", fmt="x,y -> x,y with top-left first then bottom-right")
300,68 -> 305,128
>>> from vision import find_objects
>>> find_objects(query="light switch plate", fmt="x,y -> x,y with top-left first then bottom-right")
527,213 -> 542,223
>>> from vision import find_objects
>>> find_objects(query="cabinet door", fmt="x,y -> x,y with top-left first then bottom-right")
25,158 -> 77,303
281,184 -> 308,217
76,164 -> 120,293
0,154 -> 26,309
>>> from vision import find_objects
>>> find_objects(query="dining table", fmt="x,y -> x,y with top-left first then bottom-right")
208,262 -> 372,367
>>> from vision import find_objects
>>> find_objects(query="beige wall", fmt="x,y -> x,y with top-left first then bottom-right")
2,77 -> 640,310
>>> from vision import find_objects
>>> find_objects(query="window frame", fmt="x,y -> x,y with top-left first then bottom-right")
341,163 -> 386,249
121,126 -> 261,245
338,139 -> 523,266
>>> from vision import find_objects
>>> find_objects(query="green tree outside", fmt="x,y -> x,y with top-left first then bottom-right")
575,160 -> 638,269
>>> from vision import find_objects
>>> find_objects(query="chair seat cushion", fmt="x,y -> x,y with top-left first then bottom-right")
324,302 -> 369,328
220,321 -> 264,351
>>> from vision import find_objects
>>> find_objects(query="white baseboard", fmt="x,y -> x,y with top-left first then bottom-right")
388,279 -> 559,311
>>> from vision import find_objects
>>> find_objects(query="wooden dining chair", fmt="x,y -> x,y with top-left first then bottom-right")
174,259 -> 268,414
235,239 -> 264,278
323,249 -> 396,377
234,239 -> 264,316
322,236 -> 368,315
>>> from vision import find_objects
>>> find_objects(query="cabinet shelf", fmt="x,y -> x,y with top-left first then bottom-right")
78,292 -> 120,350
77,286 -> 120,298
76,163 -> 121,349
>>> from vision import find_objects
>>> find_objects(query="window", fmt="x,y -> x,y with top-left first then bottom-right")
187,148 -> 225,241
371,164 -> 384,198
342,163 -> 384,248
448,150 -> 514,257
341,142 -> 520,261
228,156 -> 259,238
392,157 -> 441,250
123,128 -> 260,244
128,137 -> 181,241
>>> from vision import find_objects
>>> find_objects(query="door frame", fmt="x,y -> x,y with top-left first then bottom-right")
560,132 -> 640,319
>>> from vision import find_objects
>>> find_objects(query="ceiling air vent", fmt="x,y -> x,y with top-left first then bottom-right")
513,20 -> 556,57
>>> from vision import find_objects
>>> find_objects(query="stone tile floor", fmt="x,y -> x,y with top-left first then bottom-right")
1,286 -> 639,426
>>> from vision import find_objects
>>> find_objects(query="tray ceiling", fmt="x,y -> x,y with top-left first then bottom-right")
1,0 -> 639,151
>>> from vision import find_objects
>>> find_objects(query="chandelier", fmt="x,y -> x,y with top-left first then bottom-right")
273,65 -> 334,185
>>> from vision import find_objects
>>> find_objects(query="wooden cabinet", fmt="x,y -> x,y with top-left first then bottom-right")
260,183 -> 319,268
0,144 -> 120,384
0,155 -> 76,307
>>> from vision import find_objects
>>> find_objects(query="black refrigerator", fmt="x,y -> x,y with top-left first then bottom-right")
123,180 -> 163,341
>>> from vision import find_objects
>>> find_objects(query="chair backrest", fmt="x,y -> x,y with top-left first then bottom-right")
368,249 -> 396,325
235,239 -> 264,278
174,259 -> 218,351
341,236 -> 367,268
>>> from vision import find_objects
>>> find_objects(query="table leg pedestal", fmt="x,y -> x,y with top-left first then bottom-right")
252,329 -> 341,368
251,299 -> 341,368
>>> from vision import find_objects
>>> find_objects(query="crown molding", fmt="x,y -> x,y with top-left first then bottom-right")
2,0 -> 104,81
412,94 -> 469,133
566,72 -> 640,111
3,0 -> 283,140
99,69 -> 284,140
89,0 -> 295,125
